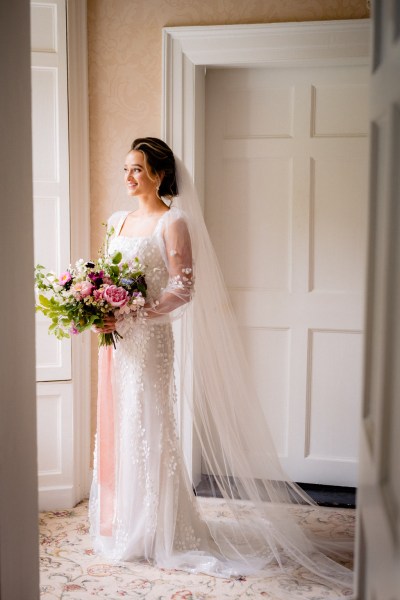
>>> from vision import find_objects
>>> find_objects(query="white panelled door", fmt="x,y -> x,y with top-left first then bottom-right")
31,0 -> 75,509
205,65 -> 369,486
356,1 -> 400,597
32,0 -> 71,382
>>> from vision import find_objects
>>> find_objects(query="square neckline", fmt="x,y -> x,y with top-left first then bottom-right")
116,208 -> 171,240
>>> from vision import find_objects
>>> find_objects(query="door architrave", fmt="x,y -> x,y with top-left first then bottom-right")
162,19 -> 370,199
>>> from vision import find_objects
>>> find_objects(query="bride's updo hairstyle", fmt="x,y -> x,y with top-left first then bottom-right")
130,137 -> 178,199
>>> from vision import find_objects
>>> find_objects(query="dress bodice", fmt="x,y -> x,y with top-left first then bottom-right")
108,235 -> 169,304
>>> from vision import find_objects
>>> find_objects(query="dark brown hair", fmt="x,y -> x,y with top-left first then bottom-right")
130,137 -> 178,198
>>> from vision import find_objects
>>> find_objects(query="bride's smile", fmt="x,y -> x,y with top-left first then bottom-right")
124,150 -> 160,199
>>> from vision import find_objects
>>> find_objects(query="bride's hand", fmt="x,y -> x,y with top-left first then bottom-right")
92,314 -> 116,334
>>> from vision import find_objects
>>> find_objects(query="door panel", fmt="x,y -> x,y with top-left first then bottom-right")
241,327 -> 290,458
219,156 -> 291,290
306,329 -> 363,461
31,0 -> 71,382
36,381 -> 74,509
205,65 -> 368,485
311,156 -> 367,292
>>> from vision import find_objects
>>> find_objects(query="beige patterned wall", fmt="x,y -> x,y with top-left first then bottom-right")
87,0 -> 369,442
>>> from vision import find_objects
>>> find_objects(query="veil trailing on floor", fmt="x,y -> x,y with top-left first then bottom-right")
155,157 -> 354,591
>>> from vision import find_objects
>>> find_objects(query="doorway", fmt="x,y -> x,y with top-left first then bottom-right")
162,20 -> 370,487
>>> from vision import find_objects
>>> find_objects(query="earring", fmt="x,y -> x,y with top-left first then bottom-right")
156,179 -> 161,199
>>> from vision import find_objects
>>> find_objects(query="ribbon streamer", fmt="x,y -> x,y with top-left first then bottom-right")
97,345 -> 115,536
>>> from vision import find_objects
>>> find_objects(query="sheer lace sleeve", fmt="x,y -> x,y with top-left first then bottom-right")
145,211 -> 193,320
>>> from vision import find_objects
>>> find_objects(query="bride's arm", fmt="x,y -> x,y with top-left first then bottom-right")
144,216 -> 193,319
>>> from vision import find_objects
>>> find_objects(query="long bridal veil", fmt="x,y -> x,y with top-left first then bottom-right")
161,157 -> 354,592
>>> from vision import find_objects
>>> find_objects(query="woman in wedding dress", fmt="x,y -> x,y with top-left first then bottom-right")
89,137 -> 353,596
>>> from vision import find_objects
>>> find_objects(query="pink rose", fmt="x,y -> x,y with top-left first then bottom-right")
104,285 -> 128,307
93,287 -> 105,301
80,281 -> 94,297
70,282 -> 84,299
70,281 -> 93,299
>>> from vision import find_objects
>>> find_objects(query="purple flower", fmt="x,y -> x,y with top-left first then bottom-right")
121,277 -> 134,288
69,322 -> 79,335
88,270 -> 105,288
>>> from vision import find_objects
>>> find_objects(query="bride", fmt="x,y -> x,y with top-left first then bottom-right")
89,137 -> 353,595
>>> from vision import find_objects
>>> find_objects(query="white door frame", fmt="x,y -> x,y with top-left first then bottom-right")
162,19 -> 370,596
33,0 -> 91,510
162,19 -> 370,199
35,0 -> 91,510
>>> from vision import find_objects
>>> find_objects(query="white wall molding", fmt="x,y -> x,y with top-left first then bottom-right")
164,21 -> 370,68
37,486 -> 76,511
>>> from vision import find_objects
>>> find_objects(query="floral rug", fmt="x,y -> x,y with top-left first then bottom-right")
39,499 -> 355,599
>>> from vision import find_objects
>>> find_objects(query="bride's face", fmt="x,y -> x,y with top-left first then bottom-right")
124,150 -> 158,197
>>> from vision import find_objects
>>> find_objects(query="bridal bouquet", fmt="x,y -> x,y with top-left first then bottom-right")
35,238 -> 147,347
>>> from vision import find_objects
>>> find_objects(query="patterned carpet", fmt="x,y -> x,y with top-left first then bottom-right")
39,499 -> 355,599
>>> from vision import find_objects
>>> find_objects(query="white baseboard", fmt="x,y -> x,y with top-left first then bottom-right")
38,485 -> 76,512
39,468 -> 93,512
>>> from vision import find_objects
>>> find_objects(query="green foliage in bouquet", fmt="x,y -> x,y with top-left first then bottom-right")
35,226 -> 147,347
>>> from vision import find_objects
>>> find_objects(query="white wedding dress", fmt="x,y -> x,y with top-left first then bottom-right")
89,202 -> 354,595
90,207 -> 217,565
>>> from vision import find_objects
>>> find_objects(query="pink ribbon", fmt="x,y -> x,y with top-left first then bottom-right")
97,345 -> 115,536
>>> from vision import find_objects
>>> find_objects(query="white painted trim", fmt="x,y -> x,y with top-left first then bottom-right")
162,20 -> 370,180
163,21 -> 370,68
38,486 -> 76,511
67,0 -> 92,502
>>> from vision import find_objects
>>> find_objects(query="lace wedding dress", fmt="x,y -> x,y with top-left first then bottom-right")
89,197 -> 353,595
90,207 -> 218,566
